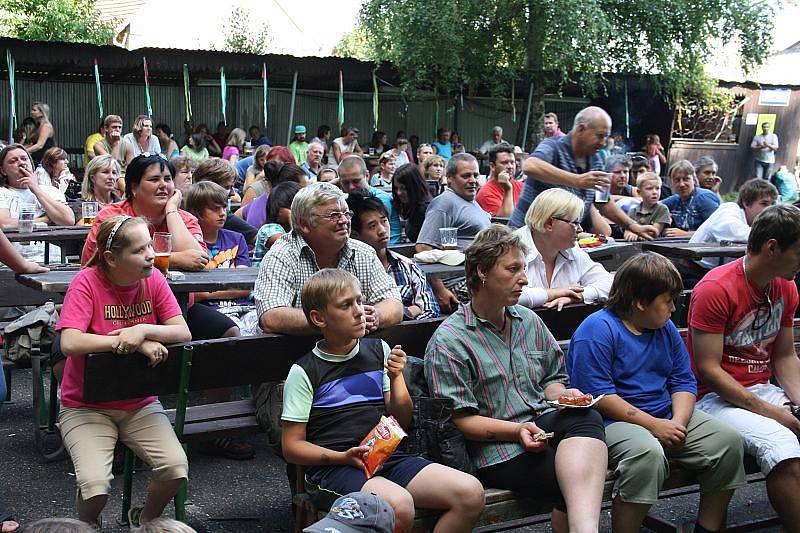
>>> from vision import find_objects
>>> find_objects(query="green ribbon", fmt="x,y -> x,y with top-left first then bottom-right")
372,69 -> 379,130
220,67 -> 227,125
6,50 -> 17,140
182,64 -> 192,122
624,79 -> 630,139
262,63 -> 268,129
93,58 -> 103,118
337,70 -> 345,128
142,57 -> 152,118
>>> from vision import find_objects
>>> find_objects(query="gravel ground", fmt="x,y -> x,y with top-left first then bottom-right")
0,368 -> 782,532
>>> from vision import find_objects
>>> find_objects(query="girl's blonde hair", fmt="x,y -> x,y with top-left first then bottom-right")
85,215 -> 148,270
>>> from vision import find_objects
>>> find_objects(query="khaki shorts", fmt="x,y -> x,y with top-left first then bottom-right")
58,400 -> 188,500
606,409 -> 745,504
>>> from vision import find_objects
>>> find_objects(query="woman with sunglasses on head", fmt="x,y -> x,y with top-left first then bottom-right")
513,188 -> 613,311
58,215 -> 191,529
123,116 -> 162,166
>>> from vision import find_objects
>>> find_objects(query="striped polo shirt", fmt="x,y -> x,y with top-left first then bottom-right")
424,303 -> 566,470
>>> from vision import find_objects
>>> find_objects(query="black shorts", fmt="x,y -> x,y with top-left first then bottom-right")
477,408 -> 605,508
306,452 -> 431,497
186,302 -> 237,340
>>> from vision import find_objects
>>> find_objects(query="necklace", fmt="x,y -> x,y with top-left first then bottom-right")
742,256 -> 769,303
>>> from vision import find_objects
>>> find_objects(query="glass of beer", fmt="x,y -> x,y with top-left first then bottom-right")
152,232 -> 172,275
81,202 -> 99,226
439,227 -> 458,250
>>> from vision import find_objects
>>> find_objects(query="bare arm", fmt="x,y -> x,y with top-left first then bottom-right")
595,392 -> 690,446
259,306 -> 315,335
29,181 -> 75,226
384,346 -> 413,428
93,141 -> 109,156
693,327 -> 800,435
60,316 -> 190,356
374,298 -> 403,330
0,231 -> 47,273
282,421 -> 369,467
597,201 -> 656,240
523,157 -> 609,190
771,326 -> 800,403
24,123 -> 53,152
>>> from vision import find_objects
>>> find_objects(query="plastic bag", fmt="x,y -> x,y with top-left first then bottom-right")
359,415 -> 407,479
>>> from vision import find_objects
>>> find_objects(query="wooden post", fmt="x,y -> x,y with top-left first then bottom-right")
521,82 -> 534,152
287,71 -> 298,146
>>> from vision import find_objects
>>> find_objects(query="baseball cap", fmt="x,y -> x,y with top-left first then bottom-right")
295,125 -> 307,134
303,492 -> 395,533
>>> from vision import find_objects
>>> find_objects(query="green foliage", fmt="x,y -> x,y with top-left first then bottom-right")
0,0 -> 116,44
218,6 -> 271,55
332,26 -> 374,61
355,0 -> 776,102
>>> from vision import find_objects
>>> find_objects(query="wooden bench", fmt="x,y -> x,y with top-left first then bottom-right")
81,315 -> 799,531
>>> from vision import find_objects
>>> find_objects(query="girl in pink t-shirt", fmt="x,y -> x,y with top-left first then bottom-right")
56,215 -> 191,528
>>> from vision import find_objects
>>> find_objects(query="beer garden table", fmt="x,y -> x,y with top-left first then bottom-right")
3,225 -> 91,265
641,241 -> 746,261
16,267 -> 261,314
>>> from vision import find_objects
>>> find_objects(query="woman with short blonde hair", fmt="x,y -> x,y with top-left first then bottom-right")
515,188 -> 613,310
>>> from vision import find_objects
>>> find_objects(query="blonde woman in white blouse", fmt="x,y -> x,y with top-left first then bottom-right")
513,188 -> 613,310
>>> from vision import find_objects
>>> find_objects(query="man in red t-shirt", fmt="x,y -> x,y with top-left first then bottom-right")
689,204 -> 800,528
475,143 -> 523,217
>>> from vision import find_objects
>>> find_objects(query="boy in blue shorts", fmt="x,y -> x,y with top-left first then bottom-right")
281,269 -> 484,533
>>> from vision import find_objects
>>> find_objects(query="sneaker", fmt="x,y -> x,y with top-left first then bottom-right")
199,437 -> 255,460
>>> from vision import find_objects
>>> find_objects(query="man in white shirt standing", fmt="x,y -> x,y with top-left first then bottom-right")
751,122 -> 779,180
478,126 -> 507,155
690,179 -> 778,268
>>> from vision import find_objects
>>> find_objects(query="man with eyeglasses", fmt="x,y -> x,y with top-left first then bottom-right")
253,181 -> 402,336
690,205 -> 800,530
508,106 -> 659,241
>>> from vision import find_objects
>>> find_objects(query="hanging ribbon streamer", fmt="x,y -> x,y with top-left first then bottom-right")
624,79 -> 630,139
459,85 -> 464,111
6,50 -> 17,142
182,64 -> 192,123
433,82 -> 439,133
262,63 -> 268,129
219,67 -> 227,125
142,57 -> 152,118
337,70 -> 345,129
372,69 -> 379,130
93,58 -> 103,118
511,79 -> 517,123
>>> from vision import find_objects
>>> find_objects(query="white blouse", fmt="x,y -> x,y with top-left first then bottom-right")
513,225 -> 613,309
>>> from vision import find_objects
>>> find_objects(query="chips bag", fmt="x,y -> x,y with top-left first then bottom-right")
359,415 -> 407,479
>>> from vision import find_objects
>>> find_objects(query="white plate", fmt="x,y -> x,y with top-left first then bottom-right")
546,394 -> 605,409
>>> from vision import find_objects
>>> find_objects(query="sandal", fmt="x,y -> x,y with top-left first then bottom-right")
128,506 -> 143,528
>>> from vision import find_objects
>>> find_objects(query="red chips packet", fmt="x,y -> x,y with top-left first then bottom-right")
359,415 -> 408,479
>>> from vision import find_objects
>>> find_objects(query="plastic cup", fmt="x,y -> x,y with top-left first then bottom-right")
595,174 -> 612,203
152,232 -> 172,275
18,205 -> 36,234
81,202 -> 99,226
439,227 -> 458,250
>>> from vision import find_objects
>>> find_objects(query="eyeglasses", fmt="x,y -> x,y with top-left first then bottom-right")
553,216 -> 582,230
315,210 -> 353,222
752,290 -> 773,331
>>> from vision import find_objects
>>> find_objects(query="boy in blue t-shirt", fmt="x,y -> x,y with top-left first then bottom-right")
567,253 -> 745,533
281,269 -> 484,533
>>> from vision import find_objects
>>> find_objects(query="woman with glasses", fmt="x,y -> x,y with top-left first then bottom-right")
513,188 -> 612,311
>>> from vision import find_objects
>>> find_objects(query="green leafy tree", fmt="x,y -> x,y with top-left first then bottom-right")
332,25 -> 374,61
356,0 -> 776,147
0,0 -> 116,44
218,5 -> 272,55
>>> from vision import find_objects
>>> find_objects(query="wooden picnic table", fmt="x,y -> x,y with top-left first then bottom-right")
642,241 -> 746,261
4,225 -> 91,264
16,267 -> 260,312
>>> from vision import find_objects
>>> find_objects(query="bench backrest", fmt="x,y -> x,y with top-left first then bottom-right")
83,317 -> 445,404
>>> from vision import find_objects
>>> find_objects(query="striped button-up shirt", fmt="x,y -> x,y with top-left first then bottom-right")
424,303 -> 566,470
386,250 -> 439,320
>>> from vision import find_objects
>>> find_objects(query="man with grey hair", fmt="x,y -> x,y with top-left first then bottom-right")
253,181 -> 403,335
509,106 -> 659,241
416,152 -> 491,312
337,155 -> 400,243
479,126 -> 507,155
301,142 -> 325,181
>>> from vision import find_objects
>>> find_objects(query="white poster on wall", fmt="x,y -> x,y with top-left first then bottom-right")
745,113 -> 759,125
758,88 -> 791,107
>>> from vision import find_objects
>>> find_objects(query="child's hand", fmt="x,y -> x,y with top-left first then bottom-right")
342,445 -> 370,469
386,345 -> 407,378
138,339 -> 169,367
109,324 -> 146,355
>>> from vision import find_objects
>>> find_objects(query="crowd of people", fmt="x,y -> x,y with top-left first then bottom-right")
1,101 -> 800,533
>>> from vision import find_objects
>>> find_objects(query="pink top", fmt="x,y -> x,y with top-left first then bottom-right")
56,266 -> 182,410
222,146 -> 240,161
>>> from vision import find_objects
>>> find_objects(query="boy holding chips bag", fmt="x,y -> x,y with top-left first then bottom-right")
281,269 -> 485,532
